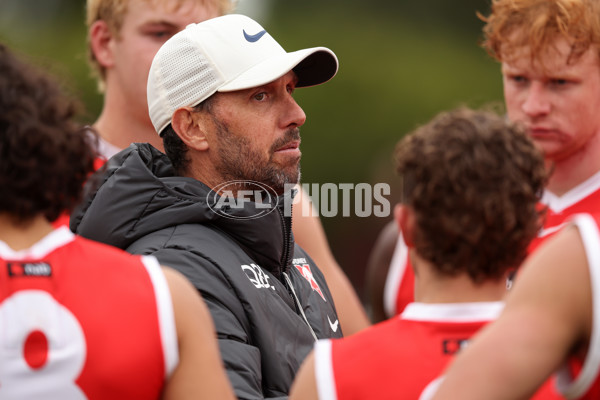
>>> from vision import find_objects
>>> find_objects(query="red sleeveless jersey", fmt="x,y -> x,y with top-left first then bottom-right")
386,173 -> 600,318
0,227 -> 178,399
315,302 -> 502,400
529,175 -> 600,253
555,213 -> 600,399
315,302 -> 562,400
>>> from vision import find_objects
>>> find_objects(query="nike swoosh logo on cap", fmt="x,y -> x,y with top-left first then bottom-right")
243,29 -> 267,42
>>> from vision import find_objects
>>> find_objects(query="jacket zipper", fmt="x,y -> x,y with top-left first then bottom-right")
278,206 -> 293,272
278,193 -> 316,341
283,271 -> 318,342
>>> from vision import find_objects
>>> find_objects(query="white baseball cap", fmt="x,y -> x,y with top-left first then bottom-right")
147,14 -> 339,135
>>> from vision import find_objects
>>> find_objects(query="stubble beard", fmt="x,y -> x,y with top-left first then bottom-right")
214,120 -> 301,195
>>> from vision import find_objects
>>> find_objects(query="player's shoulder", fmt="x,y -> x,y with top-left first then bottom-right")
333,317 -> 407,356
585,212 -> 600,226
68,235 -> 144,265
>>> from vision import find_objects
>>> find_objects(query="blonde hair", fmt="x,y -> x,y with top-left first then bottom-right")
86,0 -> 234,89
480,0 -> 600,65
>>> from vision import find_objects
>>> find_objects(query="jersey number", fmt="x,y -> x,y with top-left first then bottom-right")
0,290 -> 87,399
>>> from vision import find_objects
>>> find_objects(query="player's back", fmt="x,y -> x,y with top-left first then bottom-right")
314,301 -> 563,400
0,226 -> 177,399
314,302 -> 501,400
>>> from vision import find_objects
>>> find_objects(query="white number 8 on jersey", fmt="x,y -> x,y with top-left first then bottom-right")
0,290 -> 87,399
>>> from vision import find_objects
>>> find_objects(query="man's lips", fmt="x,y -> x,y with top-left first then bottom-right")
528,127 -> 559,139
275,140 -> 300,152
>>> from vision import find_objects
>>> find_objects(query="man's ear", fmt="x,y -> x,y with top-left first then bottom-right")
171,107 -> 209,151
394,203 -> 415,248
89,20 -> 115,69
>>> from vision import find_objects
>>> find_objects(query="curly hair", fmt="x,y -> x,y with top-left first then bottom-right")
86,0 -> 235,90
0,44 -> 96,223
480,0 -> 600,65
395,107 -> 547,283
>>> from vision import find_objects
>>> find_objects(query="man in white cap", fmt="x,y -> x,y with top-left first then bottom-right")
71,14 -> 343,399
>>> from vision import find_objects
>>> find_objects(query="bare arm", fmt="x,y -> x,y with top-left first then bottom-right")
161,267 -> 236,400
430,226 -> 592,400
292,184 -> 370,335
364,220 -> 398,323
289,351 -> 319,400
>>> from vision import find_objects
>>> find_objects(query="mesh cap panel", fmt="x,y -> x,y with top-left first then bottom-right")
148,31 -> 223,134
147,15 -> 338,135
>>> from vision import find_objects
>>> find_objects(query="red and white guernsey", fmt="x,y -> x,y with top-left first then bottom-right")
313,302 -> 503,400
384,172 -> 600,318
555,213 -> 600,399
382,231 -> 413,317
315,302 -> 562,400
529,173 -> 600,252
0,227 -> 178,399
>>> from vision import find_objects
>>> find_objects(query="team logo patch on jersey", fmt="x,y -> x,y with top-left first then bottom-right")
294,262 -> 326,301
7,262 -> 52,278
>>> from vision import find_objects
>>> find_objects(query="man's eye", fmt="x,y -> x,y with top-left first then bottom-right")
254,93 -> 266,101
146,30 -> 171,39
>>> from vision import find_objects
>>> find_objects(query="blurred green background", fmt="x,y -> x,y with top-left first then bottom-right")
0,0 -> 504,307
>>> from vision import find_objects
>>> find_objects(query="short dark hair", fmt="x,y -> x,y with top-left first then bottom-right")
0,44 -> 96,223
161,95 -> 215,175
395,107 -> 547,283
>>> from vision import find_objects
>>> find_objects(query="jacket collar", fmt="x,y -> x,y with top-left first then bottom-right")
72,143 -> 295,275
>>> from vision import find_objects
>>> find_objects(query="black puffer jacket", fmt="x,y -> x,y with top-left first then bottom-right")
71,143 -> 343,400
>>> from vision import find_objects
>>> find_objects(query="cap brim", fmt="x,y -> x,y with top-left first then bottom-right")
218,47 -> 338,92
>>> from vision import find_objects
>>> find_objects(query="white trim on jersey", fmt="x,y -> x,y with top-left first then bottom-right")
537,222 -> 569,239
314,339 -> 338,400
0,226 -> 75,260
401,302 -> 504,323
556,213 -> 600,399
141,256 -> 179,378
541,170 -> 600,213
419,376 -> 444,400
383,233 -> 406,318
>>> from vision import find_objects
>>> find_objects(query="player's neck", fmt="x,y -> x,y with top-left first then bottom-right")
0,214 -> 54,251
94,88 -> 164,152
545,135 -> 600,197
412,252 -> 507,303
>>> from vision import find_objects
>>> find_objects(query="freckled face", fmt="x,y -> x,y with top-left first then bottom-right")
502,38 -> 600,162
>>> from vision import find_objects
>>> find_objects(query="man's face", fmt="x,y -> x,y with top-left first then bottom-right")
502,37 -> 600,163
110,0 -> 220,122
205,71 -> 307,194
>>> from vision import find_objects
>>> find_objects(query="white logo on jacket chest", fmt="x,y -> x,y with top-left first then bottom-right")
242,264 -> 275,290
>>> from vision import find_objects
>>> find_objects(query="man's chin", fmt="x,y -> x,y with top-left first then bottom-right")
269,169 -> 300,195
537,143 -> 578,164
